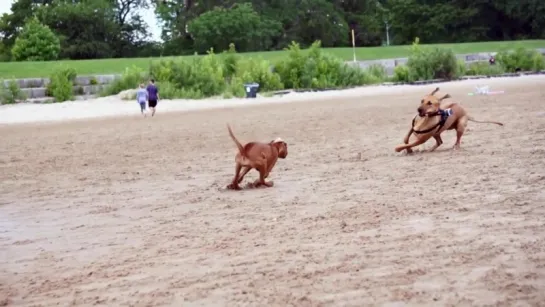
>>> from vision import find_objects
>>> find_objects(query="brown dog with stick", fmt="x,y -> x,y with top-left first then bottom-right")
226,125 -> 288,190
395,87 -> 503,154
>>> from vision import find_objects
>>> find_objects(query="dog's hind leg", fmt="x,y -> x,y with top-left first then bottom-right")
427,135 -> 443,152
237,166 -> 252,184
227,163 -> 243,190
453,115 -> 468,150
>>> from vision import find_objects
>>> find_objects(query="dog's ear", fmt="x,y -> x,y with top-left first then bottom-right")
438,94 -> 451,101
429,87 -> 440,96
277,141 -> 288,158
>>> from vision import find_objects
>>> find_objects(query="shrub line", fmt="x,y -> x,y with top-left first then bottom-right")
3,39 -> 545,104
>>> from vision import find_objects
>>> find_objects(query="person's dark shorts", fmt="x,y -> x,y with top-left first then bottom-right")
148,99 -> 158,108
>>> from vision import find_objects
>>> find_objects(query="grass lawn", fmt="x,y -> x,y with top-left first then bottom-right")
0,40 -> 544,79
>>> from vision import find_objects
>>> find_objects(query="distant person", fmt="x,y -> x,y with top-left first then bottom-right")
146,79 -> 159,117
136,83 -> 148,117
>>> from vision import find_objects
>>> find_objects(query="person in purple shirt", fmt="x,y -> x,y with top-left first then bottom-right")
146,79 -> 159,117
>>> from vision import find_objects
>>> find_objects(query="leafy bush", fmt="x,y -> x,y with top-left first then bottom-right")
275,41 -> 369,89
11,17 -> 60,61
101,66 -> 148,97
406,37 -> 459,81
223,44 -> 239,81
393,65 -> 410,82
46,67 -> 76,98
89,76 -> 98,85
232,57 -> 283,92
146,46 -> 282,99
0,80 -> 26,104
150,49 -> 225,98
107,52 -> 224,100
98,40 -> 543,100
465,62 -> 505,76
365,64 -> 388,83
56,67 -> 77,81
496,48 -> 545,72
172,50 -> 225,97
456,60 -> 467,76
48,68 -> 75,102
102,40 -> 385,100
532,52 -> 545,71
223,76 -> 246,98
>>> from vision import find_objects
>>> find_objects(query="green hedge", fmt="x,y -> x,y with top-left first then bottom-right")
40,40 -> 545,101
393,37 -> 461,82
392,39 -> 544,82
496,47 -> 545,72
99,40 -> 384,99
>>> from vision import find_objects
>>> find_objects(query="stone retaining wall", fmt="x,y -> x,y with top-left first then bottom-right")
346,48 -> 545,76
5,74 -> 120,89
2,74 -> 120,103
3,48 -> 545,102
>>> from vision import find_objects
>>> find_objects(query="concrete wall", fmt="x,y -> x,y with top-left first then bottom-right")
4,48 -> 545,102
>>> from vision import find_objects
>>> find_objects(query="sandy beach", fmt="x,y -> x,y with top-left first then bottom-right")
1,75 -> 545,306
1,75 -> 544,125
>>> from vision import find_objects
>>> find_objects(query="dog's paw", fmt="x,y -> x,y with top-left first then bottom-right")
226,184 -> 242,190
394,145 -> 405,152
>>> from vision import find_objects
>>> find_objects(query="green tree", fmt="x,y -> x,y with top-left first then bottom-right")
108,0 -> 151,57
0,0 -> 53,51
37,0 -> 119,59
3,0 -> 545,60
1,0 -> 153,60
0,41 -> 10,61
188,3 -> 281,53
11,17 -> 60,61
336,0 -> 383,46
287,0 -> 349,47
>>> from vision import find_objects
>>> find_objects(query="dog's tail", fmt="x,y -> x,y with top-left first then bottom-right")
227,124 -> 246,157
468,116 -> 504,126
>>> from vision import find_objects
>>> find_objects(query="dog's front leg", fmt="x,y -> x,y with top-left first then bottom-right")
403,128 -> 413,144
253,162 -> 273,188
395,136 -> 430,153
403,128 -> 414,154
263,158 -> 278,179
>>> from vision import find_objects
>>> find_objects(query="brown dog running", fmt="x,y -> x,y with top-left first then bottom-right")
226,125 -> 288,190
395,87 -> 503,153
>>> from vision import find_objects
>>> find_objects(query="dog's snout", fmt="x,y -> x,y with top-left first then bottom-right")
417,107 -> 423,113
